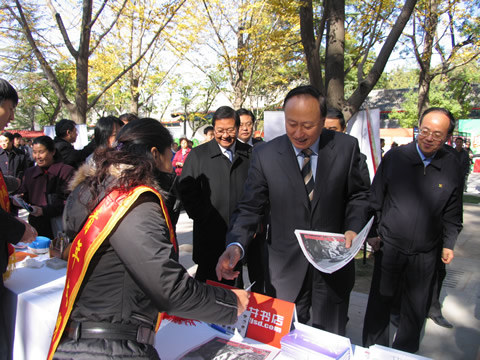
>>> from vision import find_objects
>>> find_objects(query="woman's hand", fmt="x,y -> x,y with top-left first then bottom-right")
231,289 -> 251,316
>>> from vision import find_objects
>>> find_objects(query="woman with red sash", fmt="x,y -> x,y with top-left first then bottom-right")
50,118 -> 249,359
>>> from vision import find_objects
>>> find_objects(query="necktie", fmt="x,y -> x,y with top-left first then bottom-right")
225,148 -> 233,162
301,148 -> 314,201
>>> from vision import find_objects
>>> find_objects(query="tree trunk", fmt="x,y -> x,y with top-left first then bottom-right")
416,0 -> 439,118
325,0 -> 345,109
299,0 -> 324,93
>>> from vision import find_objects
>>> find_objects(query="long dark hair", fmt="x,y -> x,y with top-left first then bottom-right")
94,116 -> 123,149
87,118 -> 173,206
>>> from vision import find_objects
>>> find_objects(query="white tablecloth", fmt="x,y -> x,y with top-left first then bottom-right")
3,262 -> 403,360
3,262 -> 66,360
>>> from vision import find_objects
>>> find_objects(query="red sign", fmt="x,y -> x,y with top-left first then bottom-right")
207,281 -> 295,348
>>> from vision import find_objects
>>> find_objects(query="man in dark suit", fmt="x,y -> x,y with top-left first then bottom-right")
54,119 -> 95,169
179,106 -> 252,285
216,86 -> 369,335
237,108 -> 263,146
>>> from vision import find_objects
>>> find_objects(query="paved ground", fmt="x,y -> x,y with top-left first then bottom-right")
176,173 -> 480,359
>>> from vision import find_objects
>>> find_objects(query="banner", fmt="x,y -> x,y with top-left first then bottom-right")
346,108 -> 381,182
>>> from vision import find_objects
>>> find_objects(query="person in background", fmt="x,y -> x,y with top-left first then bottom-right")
0,78 -> 37,360
171,137 -> 191,177
180,106 -> 252,286
14,134 -> 34,167
235,108 -> 266,294
86,116 -> 123,165
0,131 -> 28,181
119,113 -> 139,125
13,136 -> 75,239
324,107 -> 370,186
202,126 -> 214,143
54,119 -> 95,169
51,118 -> 249,359
236,108 -> 263,146
454,137 -> 470,192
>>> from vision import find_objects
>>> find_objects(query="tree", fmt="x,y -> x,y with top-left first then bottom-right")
4,0 -> 185,124
405,0 -> 480,117
175,73 -> 225,137
299,0 -> 418,121
169,0 -> 302,109
89,0 -> 183,117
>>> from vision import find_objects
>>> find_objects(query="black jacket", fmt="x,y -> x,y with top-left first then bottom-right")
179,140 -> 252,266
54,137 -> 95,169
0,147 -> 28,179
55,168 -> 238,359
369,142 -> 463,253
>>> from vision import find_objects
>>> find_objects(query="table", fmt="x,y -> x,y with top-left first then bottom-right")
3,262 -> 66,360
3,263 -> 426,360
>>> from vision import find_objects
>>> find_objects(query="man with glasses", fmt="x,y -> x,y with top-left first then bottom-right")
363,107 -> 463,353
179,106 -> 252,286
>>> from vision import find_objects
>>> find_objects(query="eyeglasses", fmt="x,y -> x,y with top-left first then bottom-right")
214,127 -> 237,136
418,128 -> 444,142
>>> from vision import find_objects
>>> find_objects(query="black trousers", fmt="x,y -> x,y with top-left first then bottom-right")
295,262 -> 354,336
362,244 -> 437,353
427,252 -> 447,317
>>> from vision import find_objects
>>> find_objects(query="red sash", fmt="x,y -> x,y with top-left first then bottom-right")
47,185 -> 176,360
0,171 -> 11,212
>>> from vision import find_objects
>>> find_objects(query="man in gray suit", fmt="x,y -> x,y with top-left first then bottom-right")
216,85 -> 369,335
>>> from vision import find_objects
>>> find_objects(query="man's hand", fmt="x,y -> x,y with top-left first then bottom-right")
30,205 -> 43,217
367,236 -> 382,252
231,289 -> 251,316
216,245 -> 241,281
441,248 -> 454,264
16,218 -> 37,243
344,230 -> 357,249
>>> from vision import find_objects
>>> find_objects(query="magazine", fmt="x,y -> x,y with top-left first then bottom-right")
294,217 -> 374,274
178,336 -> 279,360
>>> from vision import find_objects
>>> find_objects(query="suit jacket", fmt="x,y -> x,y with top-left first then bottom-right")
179,140 -> 252,265
226,130 -> 369,302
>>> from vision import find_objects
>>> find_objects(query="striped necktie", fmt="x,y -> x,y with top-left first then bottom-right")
301,148 -> 314,201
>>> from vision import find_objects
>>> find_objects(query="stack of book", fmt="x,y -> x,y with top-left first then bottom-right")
281,323 -> 351,360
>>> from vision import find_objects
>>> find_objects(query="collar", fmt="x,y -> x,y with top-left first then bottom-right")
217,142 -> 236,155
415,142 -> 437,166
238,137 -> 253,147
291,136 -> 320,157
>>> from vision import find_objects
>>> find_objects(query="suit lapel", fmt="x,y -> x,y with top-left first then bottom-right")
311,130 -> 336,212
276,135 -> 312,211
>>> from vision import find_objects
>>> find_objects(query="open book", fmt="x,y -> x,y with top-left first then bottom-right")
294,217 -> 374,274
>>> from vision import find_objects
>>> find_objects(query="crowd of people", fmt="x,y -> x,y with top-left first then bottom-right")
0,77 -> 471,359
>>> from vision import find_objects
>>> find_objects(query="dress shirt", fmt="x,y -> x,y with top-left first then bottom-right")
217,143 -> 236,162
292,137 -> 320,181
416,142 -> 436,167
